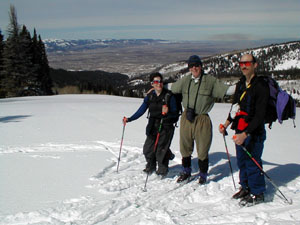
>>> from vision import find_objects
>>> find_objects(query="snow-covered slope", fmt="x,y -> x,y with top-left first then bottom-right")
1,95 -> 300,224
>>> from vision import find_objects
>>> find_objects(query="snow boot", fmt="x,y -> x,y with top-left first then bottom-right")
232,187 -> 250,199
156,168 -> 168,176
177,156 -> 192,183
143,162 -> 156,174
143,167 -> 155,174
198,172 -> 207,185
239,193 -> 264,207
177,167 -> 191,183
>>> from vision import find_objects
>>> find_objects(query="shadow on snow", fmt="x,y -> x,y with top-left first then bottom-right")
168,151 -> 299,199
0,115 -> 31,123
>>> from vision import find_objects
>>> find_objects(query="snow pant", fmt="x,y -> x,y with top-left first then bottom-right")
236,130 -> 266,195
179,111 -> 212,173
143,124 -> 175,173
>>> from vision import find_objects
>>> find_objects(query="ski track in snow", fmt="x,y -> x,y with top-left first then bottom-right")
1,141 -> 299,225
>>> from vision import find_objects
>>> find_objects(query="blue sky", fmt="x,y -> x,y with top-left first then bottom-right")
0,0 -> 299,41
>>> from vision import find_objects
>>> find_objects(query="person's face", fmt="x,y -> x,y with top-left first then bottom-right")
151,76 -> 163,91
239,54 -> 257,77
189,63 -> 202,78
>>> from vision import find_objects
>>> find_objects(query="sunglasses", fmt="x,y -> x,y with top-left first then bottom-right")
151,80 -> 163,85
188,62 -> 201,69
239,61 -> 253,67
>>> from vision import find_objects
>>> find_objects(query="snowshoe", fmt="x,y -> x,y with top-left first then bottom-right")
198,176 -> 206,185
156,167 -> 168,177
198,172 -> 207,185
143,167 -> 156,174
176,172 -> 191,183
239,193 -> 264,207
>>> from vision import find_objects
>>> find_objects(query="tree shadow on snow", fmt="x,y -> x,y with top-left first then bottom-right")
0,115 -> 31,123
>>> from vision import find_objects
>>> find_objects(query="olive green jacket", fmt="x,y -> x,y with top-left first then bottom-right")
171,74 -> 229,115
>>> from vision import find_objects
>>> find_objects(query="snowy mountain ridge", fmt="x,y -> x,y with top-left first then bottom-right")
44,38 -> 171,52
154,41 -> 300,79
129,41 -> 300,101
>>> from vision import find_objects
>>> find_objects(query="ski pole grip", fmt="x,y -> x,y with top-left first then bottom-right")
219,124 -> 228,136
123,116 -> 127,125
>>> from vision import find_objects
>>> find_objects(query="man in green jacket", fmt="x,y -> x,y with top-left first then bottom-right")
171,55 -> 229,184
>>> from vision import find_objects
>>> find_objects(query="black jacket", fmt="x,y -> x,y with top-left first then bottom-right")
228,75 -> 269,135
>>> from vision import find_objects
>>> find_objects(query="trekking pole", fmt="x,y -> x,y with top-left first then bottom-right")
143,110 -> 166,192
233,135 -> 292,205
117,118 -> 126,173
220,124 -> 236,190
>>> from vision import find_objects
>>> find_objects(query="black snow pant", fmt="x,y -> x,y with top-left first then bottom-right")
143,124 -> 175,174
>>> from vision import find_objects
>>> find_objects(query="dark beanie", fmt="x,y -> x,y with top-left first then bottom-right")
187,55 -> 202,66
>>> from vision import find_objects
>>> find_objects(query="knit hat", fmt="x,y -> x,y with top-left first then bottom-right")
187,55 -> 202,67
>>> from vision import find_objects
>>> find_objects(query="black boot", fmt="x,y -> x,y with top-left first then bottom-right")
177,156 -> 192,183
232,187 -> 250,199
198,172 -> 207,185
177,167 -> 191,183
143,159 -> 156,174
239,193 -> 264,207
143,166 -> 156,174
198,158 -> 209,173
198,158 -> 208,184
156,167 -> 168,176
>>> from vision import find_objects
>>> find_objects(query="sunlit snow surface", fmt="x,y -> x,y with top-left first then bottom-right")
0,95 -> 300,224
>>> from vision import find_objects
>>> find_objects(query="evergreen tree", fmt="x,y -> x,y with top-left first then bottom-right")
18,25 -> 40,96
0,29 -> 3,66
0,30 -> 4,97
1,5 -> 23,97
34,33 -> 53,95
1,5 -> 53,98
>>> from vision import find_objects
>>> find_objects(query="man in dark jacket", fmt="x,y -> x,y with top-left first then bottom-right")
219,54 -> 269,206
123,72 -> 177,176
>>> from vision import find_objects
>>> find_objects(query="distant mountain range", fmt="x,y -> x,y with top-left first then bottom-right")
44,39 -> 172,53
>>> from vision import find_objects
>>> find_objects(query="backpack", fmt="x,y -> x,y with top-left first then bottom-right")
258,76 -> 296,129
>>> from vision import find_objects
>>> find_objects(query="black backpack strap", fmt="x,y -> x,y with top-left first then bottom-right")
164,90 -> 172,106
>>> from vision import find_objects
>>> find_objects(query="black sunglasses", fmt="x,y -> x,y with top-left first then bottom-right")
188,62 -> 201,68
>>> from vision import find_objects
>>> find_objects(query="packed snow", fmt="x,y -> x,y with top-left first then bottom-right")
0,94 -> 300,225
